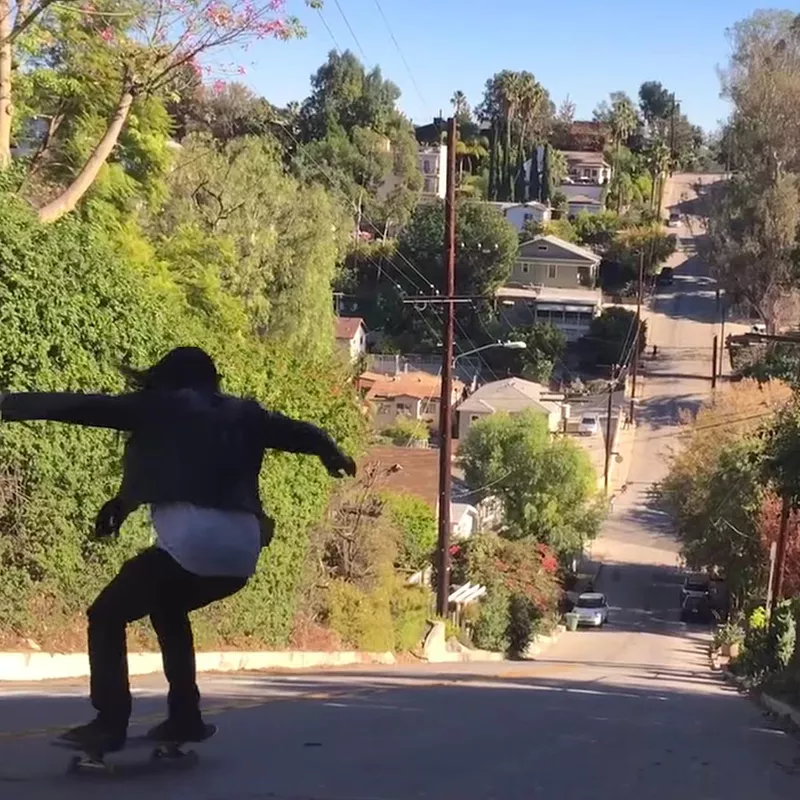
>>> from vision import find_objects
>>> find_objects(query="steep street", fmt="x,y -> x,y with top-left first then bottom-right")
1,177 -> 798,799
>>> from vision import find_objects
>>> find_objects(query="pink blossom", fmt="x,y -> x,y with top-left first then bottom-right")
212,79 -> 227,95
237,65 -> 247,75
99,27 -> 115,43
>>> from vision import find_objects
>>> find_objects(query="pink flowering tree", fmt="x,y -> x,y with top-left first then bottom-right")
0,0 -> 311,222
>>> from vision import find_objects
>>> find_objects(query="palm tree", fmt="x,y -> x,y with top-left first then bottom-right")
496,71 -> 521,201
646,139 -> 671,215
451,90 -> 470,122
609,94 -> 639,210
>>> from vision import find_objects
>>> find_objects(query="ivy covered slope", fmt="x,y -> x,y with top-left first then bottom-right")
0,190 -> 365,650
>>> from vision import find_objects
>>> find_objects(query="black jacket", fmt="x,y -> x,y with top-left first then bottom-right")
0,389 -> 345,539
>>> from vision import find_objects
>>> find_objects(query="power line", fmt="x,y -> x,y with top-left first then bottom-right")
371,0 -> 429,114
315,7 -> 342,52
331,0 -> 368,62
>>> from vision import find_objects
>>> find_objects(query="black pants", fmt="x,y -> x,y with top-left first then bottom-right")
88,546 -> 247,729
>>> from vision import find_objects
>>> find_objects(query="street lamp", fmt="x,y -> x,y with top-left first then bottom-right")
434,338 -> 527,617
452,340 -> 526,364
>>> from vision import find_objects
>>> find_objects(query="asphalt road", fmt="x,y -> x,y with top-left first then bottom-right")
1,176 -> 798,798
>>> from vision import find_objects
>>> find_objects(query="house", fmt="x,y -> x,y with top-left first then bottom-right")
376,143 -> 447,209
360,370 -> 465,430
335,317 -> 367,362
417,145 -> 447,199
566,194 -> 604,218
486,201 -> 551,231
496,235 -> 603,341
562,150 -> 611,185
456,377 -> 566,436
361,446 -> 484,540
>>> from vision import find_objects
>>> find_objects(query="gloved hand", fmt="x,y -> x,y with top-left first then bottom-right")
94,497 -> 123,540
322,449 -> 357,479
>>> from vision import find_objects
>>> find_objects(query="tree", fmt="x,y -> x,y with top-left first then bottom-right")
540,143 -> 551,204
702,173 -> 800,331
478,69 -> 552,202
584,306 -> 647,366
458,410 -> 602,556
149,133 -> 349,352
397,199 -> 518,297
660,379 -> 792,608
3,0 -> 305,222
638,81 -> 674,134
383,493 -> 437,574
295,49 -> 421,231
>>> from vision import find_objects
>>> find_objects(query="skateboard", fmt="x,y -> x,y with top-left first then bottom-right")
51,723 -> 217,776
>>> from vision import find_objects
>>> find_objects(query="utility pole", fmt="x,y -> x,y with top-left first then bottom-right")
435,116 -> 457,618
719,298 -> 726,377
765,541 -> 778,624
711,335 -> 718,390
771,495 -> 791,618
629,251 -> 645,422
604,363 -> 616,494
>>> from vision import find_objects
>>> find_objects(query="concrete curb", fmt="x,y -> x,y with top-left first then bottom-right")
421,620 -> 566,663
0,649 -> 397,682
761,692 -> 800,731
526,625 -> 566,658
421,621 -> 503,663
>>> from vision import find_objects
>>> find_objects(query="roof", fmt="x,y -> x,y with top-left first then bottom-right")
562,150 -> 610,166
457,377 -> 560,416
497,284 -> 602,306
519,234 -> 601,265
487,201 -> 549,212
361,446 -> 439,509
365,370 -> 464,402
568,194 -> 604,206
335,317 -> 365,340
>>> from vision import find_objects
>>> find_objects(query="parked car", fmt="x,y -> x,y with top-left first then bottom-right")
681,573 -> 710,602
573,593 -> 610,627
578,414 -> 600,436
681,594 -> 713,624
657,267 -> 674,286
667,212 -> 681,228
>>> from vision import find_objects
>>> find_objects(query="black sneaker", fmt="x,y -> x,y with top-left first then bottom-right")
57,718 -> 127,753
146,718 -> 215,743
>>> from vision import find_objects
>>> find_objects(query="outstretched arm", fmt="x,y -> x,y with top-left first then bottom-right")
0,392 -> 143,431
260,410 -> 356,478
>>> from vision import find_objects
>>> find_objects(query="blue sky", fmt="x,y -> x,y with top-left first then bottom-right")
240,0 -> 772,133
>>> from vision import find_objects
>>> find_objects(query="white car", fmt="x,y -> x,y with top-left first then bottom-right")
578,414 -> 600,436
573,592 -> 609,627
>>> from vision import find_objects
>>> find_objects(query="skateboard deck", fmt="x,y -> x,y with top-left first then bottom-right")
51,723 -> 217,776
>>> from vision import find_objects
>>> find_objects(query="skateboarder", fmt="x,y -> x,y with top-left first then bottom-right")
0,347 -> 356,754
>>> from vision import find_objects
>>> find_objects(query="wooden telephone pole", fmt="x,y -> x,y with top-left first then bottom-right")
435,117 -> 458,618
629,251 -> 645,423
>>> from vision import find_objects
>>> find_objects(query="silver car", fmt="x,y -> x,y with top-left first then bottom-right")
573,592 -> 609,627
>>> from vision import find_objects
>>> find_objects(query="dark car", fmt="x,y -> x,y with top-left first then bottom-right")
657,267 -> 674,286
681,573 -> 710,600
681,594 -> 713,624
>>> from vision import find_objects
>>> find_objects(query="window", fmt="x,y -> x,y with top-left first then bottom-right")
423,159 -> 432,174
548,264 -> 557,279
424,177 -> 437,193
521,263 -> 530,274
471,415 -> 480,423
537,245 -> 548,251
591,169 -> 598,178
396,402 -> 413,413
377,402 -> 392,415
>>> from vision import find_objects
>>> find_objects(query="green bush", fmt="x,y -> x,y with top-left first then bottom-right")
383,492 -> 437,573
381,415 -> 428,447
506,593 -> 541,658
0,195 -> 364,648
472,583 -> 510,652
389,579 -> 431,652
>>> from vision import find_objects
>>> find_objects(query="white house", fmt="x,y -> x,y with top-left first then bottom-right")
418,145 -> 447,199
486,201 -> 551,232
456,377 -> 565,436
335,317 -> 367,362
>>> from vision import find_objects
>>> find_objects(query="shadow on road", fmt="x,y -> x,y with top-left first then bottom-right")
0,659 -> 796,799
